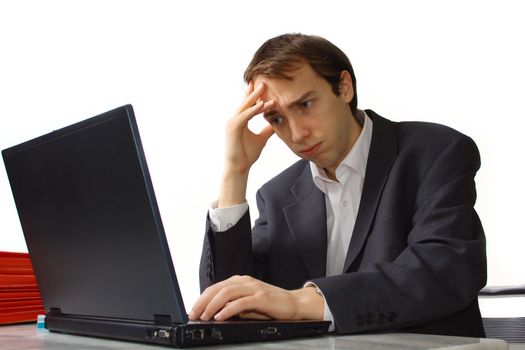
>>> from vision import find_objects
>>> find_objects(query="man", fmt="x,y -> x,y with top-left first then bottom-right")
189,33 -> 486,337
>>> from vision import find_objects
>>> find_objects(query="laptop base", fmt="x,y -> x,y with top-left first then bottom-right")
46,314 -> 330,347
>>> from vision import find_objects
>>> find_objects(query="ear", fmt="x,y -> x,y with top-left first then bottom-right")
339,70 -> 354,103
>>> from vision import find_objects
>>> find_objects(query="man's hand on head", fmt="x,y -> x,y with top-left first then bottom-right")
224,82 -> 275,176
217,82 -> 275,208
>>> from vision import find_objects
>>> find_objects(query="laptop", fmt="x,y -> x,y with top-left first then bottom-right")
2,105 -> 331,347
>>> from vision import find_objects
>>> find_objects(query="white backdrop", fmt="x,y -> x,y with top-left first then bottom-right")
1,0 -> 524,311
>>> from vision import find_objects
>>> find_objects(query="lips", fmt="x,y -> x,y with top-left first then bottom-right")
299,142 -> 321,157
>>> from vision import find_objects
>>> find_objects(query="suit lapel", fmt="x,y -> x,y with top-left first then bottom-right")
343,111 -> 398,272
283,165 -> 327,279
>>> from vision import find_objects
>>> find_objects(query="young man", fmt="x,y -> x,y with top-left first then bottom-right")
189,34 -> 486,337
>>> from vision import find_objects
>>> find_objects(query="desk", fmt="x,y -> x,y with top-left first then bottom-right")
0,324 -> 508,350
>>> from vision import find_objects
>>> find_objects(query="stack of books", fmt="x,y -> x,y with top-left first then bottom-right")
0,251 -> 45,324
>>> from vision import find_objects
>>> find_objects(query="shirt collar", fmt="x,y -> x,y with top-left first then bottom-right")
310,110 -> 373,191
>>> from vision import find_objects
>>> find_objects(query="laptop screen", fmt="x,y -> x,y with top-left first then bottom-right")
2,105 -> 188,325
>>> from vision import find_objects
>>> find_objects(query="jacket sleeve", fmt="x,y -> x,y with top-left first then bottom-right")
310,135 -> 487,335
199,211 -> 255,292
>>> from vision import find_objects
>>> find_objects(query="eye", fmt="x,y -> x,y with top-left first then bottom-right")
269,116 -> 284,125
300,100 -> 312,109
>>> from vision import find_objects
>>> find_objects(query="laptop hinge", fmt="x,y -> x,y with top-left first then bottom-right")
49,307 -> 63,316
154,314 -> 172,326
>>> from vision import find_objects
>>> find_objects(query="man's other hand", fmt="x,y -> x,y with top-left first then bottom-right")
188,275 -> 324,322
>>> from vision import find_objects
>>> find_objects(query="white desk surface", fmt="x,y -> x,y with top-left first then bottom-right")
0,323 -> 508,350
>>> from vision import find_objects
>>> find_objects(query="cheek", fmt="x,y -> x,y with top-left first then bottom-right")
326,105 -> 352,134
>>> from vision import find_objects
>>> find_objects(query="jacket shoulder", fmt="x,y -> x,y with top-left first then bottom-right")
367,109 -> 478,157
396,120 -> 479,164
259,159 -> 311,197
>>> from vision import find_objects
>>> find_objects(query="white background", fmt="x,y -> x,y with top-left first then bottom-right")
1,0 -> 524,312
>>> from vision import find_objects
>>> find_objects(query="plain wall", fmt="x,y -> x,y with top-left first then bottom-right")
1,0 -> 523,311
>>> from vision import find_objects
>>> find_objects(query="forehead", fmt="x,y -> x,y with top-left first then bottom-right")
253,63 -> 329,102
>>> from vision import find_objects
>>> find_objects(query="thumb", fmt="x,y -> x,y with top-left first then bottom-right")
258,125 -> 275,144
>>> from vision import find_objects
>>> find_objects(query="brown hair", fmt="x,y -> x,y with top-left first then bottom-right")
244,33 -> 358,115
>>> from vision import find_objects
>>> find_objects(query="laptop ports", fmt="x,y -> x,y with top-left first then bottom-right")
191,328 -> 205,340
152,329 -> 171,339
260,326 -> 278,335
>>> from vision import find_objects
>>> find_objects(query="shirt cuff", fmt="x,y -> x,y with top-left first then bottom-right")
208,200 -> 249,232
303,282 -> 335,332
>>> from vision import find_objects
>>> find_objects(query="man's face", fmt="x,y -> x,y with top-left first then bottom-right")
254,63 -> 360,179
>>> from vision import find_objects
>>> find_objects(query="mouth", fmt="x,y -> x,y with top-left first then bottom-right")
299,142 -> 322,157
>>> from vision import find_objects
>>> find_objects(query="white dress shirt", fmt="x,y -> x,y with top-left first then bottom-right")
208,110 -> 373,330
310,110 -> 372,276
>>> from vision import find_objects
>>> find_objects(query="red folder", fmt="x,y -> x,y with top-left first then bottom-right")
0,310 -> 45,325
0,274 -> 38,287
0,251 -> 45,324
0,251 -> 33,267
0,291 -> 42,299
0,299 -> 43,308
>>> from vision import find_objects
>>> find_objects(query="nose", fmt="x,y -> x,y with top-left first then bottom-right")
289,118 -> 310,144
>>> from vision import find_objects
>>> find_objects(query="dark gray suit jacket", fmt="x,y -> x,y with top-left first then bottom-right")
200,110 -> 487,337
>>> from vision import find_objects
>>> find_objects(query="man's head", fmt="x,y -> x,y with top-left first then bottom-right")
244,33 -> 358,115
244,34 -> 362,180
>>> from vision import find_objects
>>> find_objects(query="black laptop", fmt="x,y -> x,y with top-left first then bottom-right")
2,105 -> 330,347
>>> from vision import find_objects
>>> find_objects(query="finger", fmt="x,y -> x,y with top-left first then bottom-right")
245,81 -> 254,96
189,286 -> 220,320
189,278 -> 237,320
231,100 -> 264,128
228,101 -> 265,131
237,83 -> 267,113
213,284 -> 297,321
233,99 -> 275,128
201,282 -> 260,321
213,293 -> 265,321
262,99 -> 276,111
257,125 -> 275,145
190,276 -> 252,320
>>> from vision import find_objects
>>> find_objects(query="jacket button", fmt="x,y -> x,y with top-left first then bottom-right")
388,312 -> 398,322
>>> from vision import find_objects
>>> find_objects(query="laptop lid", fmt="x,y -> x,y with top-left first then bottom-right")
3,105 -> 331,346
2,105 -> 188,325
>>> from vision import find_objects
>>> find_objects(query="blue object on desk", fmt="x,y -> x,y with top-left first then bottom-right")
36,315 -> 45,329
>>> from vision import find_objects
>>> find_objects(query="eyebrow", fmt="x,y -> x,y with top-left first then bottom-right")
263,90 -> 316,119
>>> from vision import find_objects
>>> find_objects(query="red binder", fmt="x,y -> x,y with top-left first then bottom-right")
0,251 -> 45,324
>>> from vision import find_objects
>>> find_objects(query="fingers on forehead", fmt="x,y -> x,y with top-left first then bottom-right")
239,84 -> 266,111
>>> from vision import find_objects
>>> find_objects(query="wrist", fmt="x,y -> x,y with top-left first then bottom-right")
222,160 -> 252,178
218,172 -> 249,208
292,286 -> 324,320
